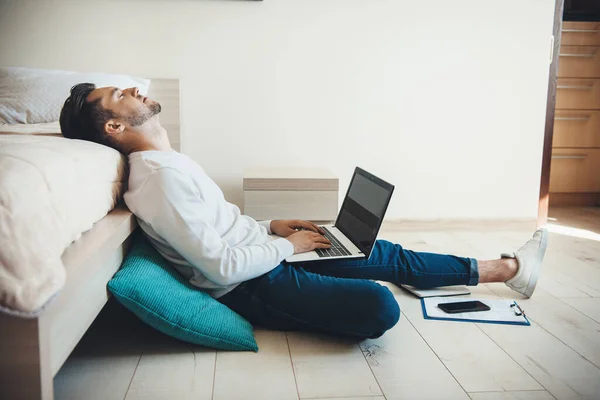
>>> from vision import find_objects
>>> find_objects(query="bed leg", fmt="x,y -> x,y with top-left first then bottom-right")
0,314 -> 53,400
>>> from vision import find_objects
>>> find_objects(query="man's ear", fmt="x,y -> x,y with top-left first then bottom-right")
105,119 -> 125,136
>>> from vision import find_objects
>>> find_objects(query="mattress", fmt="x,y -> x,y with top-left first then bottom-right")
0,121 -> 62,136
0,134 -> 127,315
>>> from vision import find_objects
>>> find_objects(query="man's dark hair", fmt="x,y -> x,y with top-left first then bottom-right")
59,83 -> 119,149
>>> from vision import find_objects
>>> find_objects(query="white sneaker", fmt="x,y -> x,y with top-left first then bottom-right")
502,228 -> 548,298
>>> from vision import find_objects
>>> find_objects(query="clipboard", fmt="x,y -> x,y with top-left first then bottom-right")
421,296 -> 530,326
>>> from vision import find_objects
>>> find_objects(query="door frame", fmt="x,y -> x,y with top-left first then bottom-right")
538,0 -> 566,227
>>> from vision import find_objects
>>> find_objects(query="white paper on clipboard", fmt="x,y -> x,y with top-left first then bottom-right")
422,297 -> 530,326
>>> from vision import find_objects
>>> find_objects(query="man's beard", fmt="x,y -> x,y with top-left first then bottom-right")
126,102 -> 162,127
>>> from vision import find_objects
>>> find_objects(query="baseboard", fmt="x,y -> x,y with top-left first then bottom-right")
380,218 -> 538,232
549,193 -> 600,207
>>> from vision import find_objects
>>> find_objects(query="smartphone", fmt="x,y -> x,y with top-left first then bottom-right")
438,300 -> 490,314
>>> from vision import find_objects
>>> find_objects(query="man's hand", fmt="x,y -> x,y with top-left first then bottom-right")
286,231 -> 331,254
270,219 -> 326,237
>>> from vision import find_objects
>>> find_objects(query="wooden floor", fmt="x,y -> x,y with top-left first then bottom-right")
54,207 -> 600,400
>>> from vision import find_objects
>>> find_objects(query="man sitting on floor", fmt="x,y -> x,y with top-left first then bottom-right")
59,83 -> 548,339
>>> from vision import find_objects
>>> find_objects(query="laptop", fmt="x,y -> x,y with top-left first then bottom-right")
286,167 -> 394,263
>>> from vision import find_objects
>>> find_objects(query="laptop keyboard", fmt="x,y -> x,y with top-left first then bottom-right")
315,226 -> 352,258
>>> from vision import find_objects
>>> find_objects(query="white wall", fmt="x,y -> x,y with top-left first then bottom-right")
0,0 -> 555,219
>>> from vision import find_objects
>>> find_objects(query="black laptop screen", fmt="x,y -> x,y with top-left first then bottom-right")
335,168 -> 394,257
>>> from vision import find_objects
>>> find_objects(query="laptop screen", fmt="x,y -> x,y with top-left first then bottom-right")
335,167 -> 394,257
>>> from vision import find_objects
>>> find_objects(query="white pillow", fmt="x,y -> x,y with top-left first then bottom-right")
0,67 -> 151,124
0,121 -> 62,136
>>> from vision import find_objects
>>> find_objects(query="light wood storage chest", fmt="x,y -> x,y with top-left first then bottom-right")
243,168 -> 339,222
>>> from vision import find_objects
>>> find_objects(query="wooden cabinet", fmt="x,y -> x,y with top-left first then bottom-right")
558,46 -> 600,78
553,110 -> 600,148
556,78 -> 600,109
562,22 -> 600,46
551,22 -> 600,205
550,149 -> 600,192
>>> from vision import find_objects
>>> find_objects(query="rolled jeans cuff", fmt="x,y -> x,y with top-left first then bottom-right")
467,258 -> 479,286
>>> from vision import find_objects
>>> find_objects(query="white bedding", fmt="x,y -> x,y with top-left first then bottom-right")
0,121 -> 62,136
0,67 -> 151,124
0,134 -> 127,315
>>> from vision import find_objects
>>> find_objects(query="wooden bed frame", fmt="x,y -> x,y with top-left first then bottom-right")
0,78 -> 180,400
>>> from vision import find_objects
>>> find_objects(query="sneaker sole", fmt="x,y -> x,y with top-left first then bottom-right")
523,228 -> 549,298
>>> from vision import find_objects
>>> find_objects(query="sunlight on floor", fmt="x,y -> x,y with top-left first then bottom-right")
546,223 -> 600,242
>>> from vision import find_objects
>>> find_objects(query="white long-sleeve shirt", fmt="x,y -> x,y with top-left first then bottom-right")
123,150 -> 295,298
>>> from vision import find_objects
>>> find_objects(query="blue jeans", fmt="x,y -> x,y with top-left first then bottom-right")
218,239 -> 479,339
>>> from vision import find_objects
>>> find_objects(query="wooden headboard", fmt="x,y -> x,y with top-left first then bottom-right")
147,79 -> 180,152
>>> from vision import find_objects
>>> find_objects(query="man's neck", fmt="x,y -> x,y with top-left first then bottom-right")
127,125 -> 172,153
131,142 -> 171,153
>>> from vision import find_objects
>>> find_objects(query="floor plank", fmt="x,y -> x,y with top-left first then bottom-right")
378,231 -> 432,253
549,207 -> 600,235
560,297 -> 600,324
54,299 -> 147,400
125,342 -> 215,400
54,353 -> 142,400
540,247 -> 600,298
468,390 -> 555,400
287,332 -> 382,399
361,287 -> 469,399
416,231 -> 479,258
213,329 -> 298,400
486,285 -> 600,369
392,285 -> 543,393
545,233 -> 600,270
478,314 -> 600,399
543,250 -> 600,296
452,232 -> 527,261
315,397 -> 386,400
536,269 -> 595,299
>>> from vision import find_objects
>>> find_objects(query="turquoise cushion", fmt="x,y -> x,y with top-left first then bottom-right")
107,233 -> 258,351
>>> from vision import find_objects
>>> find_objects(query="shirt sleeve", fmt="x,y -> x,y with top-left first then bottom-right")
137,168 -> 294,286
257,220 -> 273,234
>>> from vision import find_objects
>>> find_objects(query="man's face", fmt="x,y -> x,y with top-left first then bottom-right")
87,86 -> 161,128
